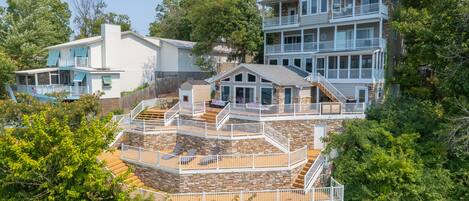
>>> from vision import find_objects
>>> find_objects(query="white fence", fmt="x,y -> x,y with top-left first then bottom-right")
135,182 -> 344,201
304,153 -> 326,190
332,3 -> 388,19
180,101 -> 206,116
215,103 -> 230,129
264,124 -> 290,152
164,102 -> 179,126
263,14 -> 299,28
178,119 -> 264,139
121,144 -> 307,174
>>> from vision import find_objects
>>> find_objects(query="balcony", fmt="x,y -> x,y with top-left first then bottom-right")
15,85 -> 90,99
265,38 -> 385,54
263,14 -> 299,30
58,57 -> 89,68
331,3 -> 388,22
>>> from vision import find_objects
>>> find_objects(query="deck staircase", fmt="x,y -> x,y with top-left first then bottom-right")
135,108 -> 166,121
292,150 -> 321,189
199,106 -> 222,123
98,151 -> 145,188
307,73 -> 348,103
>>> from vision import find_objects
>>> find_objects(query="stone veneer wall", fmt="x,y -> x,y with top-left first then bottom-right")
266,120 -> 344,150
121,132 -> 177,151
132,162 -> 304,193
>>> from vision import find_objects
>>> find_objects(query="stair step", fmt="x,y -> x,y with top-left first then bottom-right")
114,166 -> 129,175
110,163 -> 126,171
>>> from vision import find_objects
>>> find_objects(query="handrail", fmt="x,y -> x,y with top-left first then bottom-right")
129,100 -> 144,119
215,103 -> 231,130
121,144 -> 307,172
304,153 -> 326,190
263,124 -> 290,152
311,73 -> 347,103
164,102 -> 179,126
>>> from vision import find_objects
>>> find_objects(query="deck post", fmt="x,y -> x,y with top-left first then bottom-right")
293,103 -> 296,116
231,124 -> 234,139
156,151 -> 160,167
142,119 -> 146,134
276,189 -> 280,201
240,191 -> 244,201
311,188 -> 315,201
330,186 -> 334,201
216,155 -> 219,170
288,151 -> 291,168
204,122 -> 208,137
138,147 -> 141,162
252,154 -> 255,169
202,192 -> 206,201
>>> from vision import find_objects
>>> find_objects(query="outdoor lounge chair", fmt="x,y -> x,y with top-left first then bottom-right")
198,147 -> 222,165
162,143 -> 183,160
179,149 -> 197,164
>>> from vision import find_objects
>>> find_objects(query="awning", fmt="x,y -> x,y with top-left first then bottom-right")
46,50 -> 60,66
73,72 -> 86,82
102,75 -> 112,86
72,47 -> 88,57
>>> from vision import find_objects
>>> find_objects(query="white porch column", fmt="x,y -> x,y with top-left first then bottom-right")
317,28 -> 320,52
264,32 -> 267,60
352,0 -> 356,16
379,18 -> 383,48
359,55 -> 362,79
34,74 -> 38,86
279,1 -> 282,25
372,53 -> 376,79
334,25 -> 338,51
281,31 -> 284,53
301,29 -> 304,52
348,55 -> 351,79
353,23 -> 357,49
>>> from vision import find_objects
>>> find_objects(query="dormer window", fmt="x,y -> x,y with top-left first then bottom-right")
247,73 -> 256,83
234,73 -> 243,82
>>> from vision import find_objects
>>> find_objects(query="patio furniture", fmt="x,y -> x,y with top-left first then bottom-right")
162,143 -> 183,160
198,147 -> 222,165
210,99 -> 227,108
180,149 -> 197,164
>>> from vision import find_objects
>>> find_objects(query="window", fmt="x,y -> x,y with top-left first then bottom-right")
282,59 -> 289,66
234,73 -> 243,82
311,0 -> 318,14
222,77 -> 230,82
328,56 -> 338,79
221,86 -> 230,101
302,0 -> 308,15
261,78 -> 272,83
317,58 -> 325,76
102,75 -> 112,88
350,55 -> 360,78
247,73 -> 256,82
269,59 -> 278,65
27,76 -> 35,86
183,95 -> 189,102
18,75 -> 26,85
361,55 -> 372,78
261,88 -> 273,105
339,56 -> 349,79
306,58 -> 313,73
355,87 -> 368,103
284,36 -> 301,44
50,73 -> 59,84
320,0 -> 328,13
294,58 -> 301,68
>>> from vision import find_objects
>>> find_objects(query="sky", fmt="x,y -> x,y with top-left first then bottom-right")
0,0 -> 162,36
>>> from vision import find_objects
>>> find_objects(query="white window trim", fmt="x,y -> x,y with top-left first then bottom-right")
221,85 -> 231,101
234,72 -> 244,83
319,0 -> 329,14
284,87 -> 293,105
260,87 -> 274,105
293,57 -> 302,68
234,85 -> 256,104
305,57 -> 313,73
247,73 -> 257,83
268,58 -> 278,65
310,0 -> 319,15
282,58 -> 290,66
355,86 -> 369,103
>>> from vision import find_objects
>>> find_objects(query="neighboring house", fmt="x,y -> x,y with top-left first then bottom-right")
259,0 -> 389,103
14,24 -> 234,110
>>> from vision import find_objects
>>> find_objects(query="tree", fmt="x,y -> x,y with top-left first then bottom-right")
0,94 -> 140,200
149,0 -> 263,68
149,0 -> 193,41
0,0 -> 72,69
73,0 -> 131,39
324,120 -> 452,201
0,48 -> 15,98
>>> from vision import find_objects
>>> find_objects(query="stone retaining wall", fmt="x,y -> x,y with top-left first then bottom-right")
132,163 -> 304,193
122,132 -> 177,151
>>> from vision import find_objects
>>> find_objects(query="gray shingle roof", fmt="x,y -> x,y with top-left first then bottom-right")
184,80 -> 210,85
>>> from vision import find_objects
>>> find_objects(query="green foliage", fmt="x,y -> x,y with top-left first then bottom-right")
325,120 -> 452,201
0,0 -> 72,69
0,94 -> 139,200
149,0 -> 263,63
0,49 -> 15,98
72,0 -> 131,39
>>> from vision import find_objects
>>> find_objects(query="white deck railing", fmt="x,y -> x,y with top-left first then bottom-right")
263,14 -> 299,28
178,119 -> 264,139
266,38 -> 385,54
164,102 -> 179,126
304,153 -> 326,190
309,73 -> 348,103
15,85 -> 90,97
215,103 -> 231,129
121,144 -> 307,174
180,101 -> 206,116
136,182 -> 344,201
129,98 -> 163,119
264,124 -> 290,152
332,3 -> 388,19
